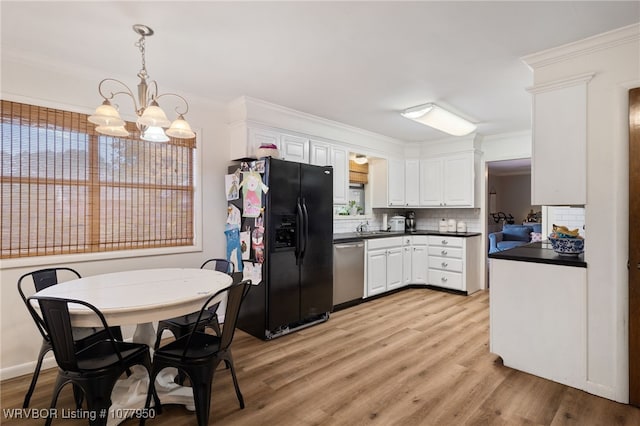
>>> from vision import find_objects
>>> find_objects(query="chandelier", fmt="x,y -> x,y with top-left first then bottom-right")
88,24 -> 195,142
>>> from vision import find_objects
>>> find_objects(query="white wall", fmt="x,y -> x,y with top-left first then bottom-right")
489,173 -> 537,224
522,23 -> 640,402
0,54 -> 231,379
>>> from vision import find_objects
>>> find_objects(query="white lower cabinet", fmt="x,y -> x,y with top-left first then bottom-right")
427,235 -> 481,294
403,239 -> 413,286
365,235 -> 479,297
411,236 -> 428,284
365,237 -> 404,297
366,249 -> 388,296
402,236 -> 427,286
386,247 -> 404,291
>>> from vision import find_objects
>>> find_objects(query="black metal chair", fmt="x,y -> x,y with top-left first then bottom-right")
144,280 -> 252,426
27,295 -> 159,426
153,259 -> 234,350
17,267 -> 124,408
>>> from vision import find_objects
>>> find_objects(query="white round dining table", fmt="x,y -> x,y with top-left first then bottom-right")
32,267 -> 233,425
33,268 -> 231,328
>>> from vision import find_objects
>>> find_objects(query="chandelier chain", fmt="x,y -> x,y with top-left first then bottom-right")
135,34 -> 148,80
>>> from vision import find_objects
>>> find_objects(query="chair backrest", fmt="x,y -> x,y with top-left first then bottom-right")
219,280 -> 251,350
200,258 -> 234,275
182,280 -> 251,357
17,267 -> 81,341
27,295 -> 123,372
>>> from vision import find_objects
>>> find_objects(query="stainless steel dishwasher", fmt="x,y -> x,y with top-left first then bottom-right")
333,241 -> 365,306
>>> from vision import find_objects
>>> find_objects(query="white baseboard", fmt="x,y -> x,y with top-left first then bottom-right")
0,355 -> 57,381
0,317 -> 226,382
585,380 -> 625,403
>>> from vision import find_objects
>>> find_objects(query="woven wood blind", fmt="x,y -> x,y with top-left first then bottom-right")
349,160 -> 369,184
1,100 -> 196,259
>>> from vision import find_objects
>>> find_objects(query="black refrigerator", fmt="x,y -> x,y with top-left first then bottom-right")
231,158 -> 333,340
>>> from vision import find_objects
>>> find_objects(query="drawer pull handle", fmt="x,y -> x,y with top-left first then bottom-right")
442,240 -> 448,245
441,250 -> 448,255
441,277 -> 448,282
442,262 -> 448,268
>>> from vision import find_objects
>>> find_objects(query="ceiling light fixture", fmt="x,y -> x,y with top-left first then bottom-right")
88,24 -> 195,142
353,154 -> 368,165
401,103 -> 476,136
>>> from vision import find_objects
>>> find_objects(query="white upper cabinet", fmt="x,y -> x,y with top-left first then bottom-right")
373,153 -> 477,208
442,155 -> 474,206
309,141 -> 330,166
419,158 -> 443,206
387,159 -> 405,207
309,140 -> 348,204
279,134 -> 309,163
405,159 -> 420,206
229,125 -> 310,163
529,73 -> 593,206
331,145 -> 349,205
420,153 -> 477,208
231,126 -> 311,162
248,127 -> 281,156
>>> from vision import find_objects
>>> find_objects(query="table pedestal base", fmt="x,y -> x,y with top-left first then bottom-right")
107,323 -> 195,426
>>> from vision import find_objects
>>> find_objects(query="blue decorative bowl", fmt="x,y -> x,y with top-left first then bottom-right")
548,235 -> 584,256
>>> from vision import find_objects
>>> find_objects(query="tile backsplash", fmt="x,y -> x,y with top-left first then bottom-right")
545,206 -> 586,237
334,208 -> 482,234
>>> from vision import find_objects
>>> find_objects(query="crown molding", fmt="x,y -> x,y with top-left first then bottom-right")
521,23 -> 640,70
227,95 -> 406,147
527,72 -> 596,94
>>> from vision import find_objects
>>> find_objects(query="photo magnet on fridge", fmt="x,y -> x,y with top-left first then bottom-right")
239,171 -> 269,218
225,173 -> 240,201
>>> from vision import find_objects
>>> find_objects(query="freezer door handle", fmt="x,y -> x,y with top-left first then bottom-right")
296,198 -> 303,265
300,198 -> 309,263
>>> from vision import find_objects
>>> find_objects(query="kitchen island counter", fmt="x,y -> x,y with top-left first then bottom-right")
488,241 -> 586,268
489,243 -> 587,391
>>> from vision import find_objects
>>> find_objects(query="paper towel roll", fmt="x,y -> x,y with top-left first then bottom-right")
382,214 -> 388,231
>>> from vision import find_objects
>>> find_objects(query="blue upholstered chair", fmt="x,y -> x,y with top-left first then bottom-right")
488,223 -> 542,253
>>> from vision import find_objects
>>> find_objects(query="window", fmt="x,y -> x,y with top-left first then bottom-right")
1,100 -> 196,259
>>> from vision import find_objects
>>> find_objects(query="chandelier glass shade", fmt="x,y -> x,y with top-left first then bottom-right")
89,24 -> 195,142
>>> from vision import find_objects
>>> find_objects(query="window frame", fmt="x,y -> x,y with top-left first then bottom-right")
0,95 -> 203,269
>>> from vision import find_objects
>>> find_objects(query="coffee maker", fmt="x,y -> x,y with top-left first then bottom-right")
405,211 -> 416,232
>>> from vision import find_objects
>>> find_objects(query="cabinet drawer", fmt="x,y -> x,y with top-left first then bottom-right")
428,236 -> 463,247
428,246 -> 462,259
429,269 -> 463,291
429,257 -> 463,272
411,236 -> 429,245
367,237 -> 403,250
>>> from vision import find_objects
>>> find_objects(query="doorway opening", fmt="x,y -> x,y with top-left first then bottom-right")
485,158 -> 535,285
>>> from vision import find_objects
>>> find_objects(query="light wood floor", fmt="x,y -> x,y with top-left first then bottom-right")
2,288 -> 639,425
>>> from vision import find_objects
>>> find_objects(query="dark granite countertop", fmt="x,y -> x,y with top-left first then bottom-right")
488,242 -> 586,268
333,230 -> 482,243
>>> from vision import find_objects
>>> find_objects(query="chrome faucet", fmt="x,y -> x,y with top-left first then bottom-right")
356,221 -> 369,233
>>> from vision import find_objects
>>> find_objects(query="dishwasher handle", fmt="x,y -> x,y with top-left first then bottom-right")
334,243 -> 364,249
